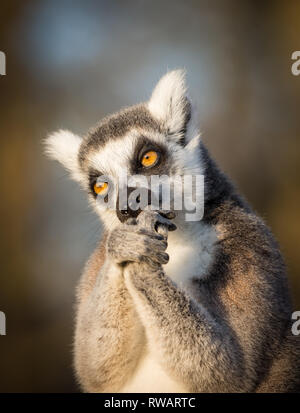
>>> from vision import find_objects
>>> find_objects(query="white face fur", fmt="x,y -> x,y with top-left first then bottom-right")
45,70 -> 203,231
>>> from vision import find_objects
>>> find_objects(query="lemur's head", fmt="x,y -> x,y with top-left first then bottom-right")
45,70 -> 202,230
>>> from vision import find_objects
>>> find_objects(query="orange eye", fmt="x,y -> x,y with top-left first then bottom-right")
141,151 -> 158,168
94,182 -> 108,195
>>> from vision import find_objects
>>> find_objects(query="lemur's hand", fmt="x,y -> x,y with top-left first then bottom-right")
106,210 -> 176,268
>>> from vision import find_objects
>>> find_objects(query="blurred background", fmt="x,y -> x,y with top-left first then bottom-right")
0,0 -> 300,392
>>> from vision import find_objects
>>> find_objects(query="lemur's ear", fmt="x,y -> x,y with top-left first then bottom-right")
148,70 -> 194,143
44,129 -> 83,182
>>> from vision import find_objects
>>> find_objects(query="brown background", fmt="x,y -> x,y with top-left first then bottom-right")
0,0 -> 300,392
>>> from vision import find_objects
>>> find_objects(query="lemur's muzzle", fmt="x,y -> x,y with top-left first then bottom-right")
116,186 -> 158,223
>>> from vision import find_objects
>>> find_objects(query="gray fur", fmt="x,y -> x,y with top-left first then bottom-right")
107,215 -> 169,267
74,252 -> 144,392
74,198 -> 300,392
46,70 -> 300,392
78,104 -> 161,168
74,212 -> 173,392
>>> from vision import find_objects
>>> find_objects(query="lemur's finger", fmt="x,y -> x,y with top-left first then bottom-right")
156,224 -> 168,238
155,213 -> 177,232
137,228 -> 164,240
156,221 -> 177,232
156,210 -> 177,235
143,238 -> 168,252
138,210 -> 177,237
158,210 -> 176,220
140,252 -> 169,267
155,252 -> 169,264
140,256 -> 161,270
137,210 -> 158,232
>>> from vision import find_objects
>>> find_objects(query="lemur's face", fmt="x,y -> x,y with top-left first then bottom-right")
46,70 -> 202,230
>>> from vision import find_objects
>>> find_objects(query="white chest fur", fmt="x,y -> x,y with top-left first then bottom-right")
120,350 -> 188,393
164,221 -> 218,287
121,222 -> 218,393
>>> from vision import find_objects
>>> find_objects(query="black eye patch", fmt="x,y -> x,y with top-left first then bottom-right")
88,168 -> 107,198
130,137 -> 168,175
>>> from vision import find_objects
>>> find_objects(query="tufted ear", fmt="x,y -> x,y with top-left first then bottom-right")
148,70 -> 194,143
44,129 -> 83,182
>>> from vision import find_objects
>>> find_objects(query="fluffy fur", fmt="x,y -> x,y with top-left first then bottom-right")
46,70 -> 300,393
45,129 -> 83,183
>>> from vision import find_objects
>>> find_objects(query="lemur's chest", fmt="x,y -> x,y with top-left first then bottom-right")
120,350 -> 188,393
121,223 -> 218,393
164,223 -> 218,289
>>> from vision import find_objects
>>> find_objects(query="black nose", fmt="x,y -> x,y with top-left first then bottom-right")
116,186 -> 154,223
119,209 -> 130,217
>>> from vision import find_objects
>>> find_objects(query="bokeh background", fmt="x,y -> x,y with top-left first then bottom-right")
0,0 -> 300,392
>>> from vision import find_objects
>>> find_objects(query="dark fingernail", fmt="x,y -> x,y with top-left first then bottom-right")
158,252 -> 169,263
168,223 -> 177,231
166,211 -> 176,219
152,232 -> 164,240
160,211 -> 176,219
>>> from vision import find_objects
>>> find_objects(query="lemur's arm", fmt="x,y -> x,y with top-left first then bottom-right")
125,262 -> 247,392
123,210 -> 250,392
74,220 -> 170,392
74,257 -> 142,392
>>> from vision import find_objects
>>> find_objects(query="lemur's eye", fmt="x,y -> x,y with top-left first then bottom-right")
94,182 -> 108,196
141,151 -> 158,168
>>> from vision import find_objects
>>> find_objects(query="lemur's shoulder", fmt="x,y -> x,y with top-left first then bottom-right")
214,200 -> 284,268
198,197 -> 290,320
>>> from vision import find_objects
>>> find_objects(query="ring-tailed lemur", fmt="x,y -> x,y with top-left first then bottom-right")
45,70 -> 300,392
